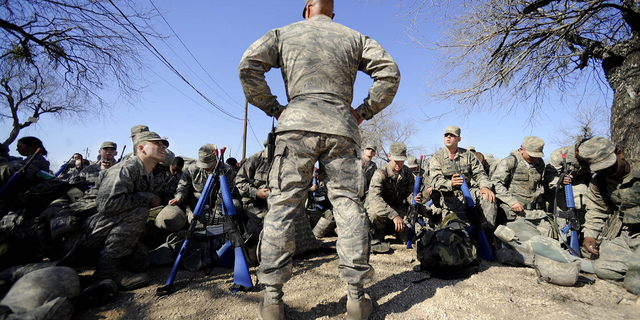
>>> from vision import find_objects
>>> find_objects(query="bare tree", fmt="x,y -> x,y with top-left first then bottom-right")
359,104 -> 426,161
0,60 -> 88,145
549,102 -> 611,147
397,0 -> 640,159
0,0 -> 164,142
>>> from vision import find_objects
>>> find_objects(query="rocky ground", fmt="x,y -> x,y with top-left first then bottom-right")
74,237 -> 640,320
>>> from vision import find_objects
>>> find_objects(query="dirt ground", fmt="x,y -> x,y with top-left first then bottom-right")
74,237 -> 640,320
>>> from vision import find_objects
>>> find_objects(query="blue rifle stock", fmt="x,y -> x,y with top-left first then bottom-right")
407,155 -> 423,249
451,154 -> 494,261
558,152 -> 581,257
157,172 -> 216,295
0,148 -> 42,200
54,156 -> 74,177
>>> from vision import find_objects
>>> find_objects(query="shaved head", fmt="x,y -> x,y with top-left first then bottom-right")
305,0 -> 334,20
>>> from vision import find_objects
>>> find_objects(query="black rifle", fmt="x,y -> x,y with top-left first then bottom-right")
267,117 -> 276,164
117,145 -> 126,163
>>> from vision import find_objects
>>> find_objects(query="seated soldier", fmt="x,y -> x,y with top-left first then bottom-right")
159,144 -> 236,232
579,137 -> 640,294
309,168 -> 336,238
367,142 -> 421,252
429,127 -> 496,228
235,145 -> 269,248
71,142 -> 118,187
79,131 -> 168,290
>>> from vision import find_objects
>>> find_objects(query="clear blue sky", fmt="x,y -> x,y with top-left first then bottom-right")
2,0 -> 611,169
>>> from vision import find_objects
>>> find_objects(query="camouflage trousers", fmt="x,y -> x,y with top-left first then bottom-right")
369,205 -> 410,242
78,207 -> 149,261
258,131 -> 372,286
592,227 -> 640,280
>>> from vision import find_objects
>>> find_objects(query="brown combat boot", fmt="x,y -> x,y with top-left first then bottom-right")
94,257 -> 150,291
346,294 -> 373,320
258,299 -> 285,320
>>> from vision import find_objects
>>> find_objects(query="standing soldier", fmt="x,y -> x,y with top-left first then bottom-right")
238,0 -> 400,318
362,143 -> 377,201
429,127 -> 496,227
579,137 -> 640,294
492,136 -> 549,237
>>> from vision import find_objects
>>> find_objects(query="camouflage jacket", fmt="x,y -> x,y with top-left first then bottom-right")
238,15 -> 400,144
174,162 -> 235,213
429,147 -> 493,194
544,146 -> 592,190
362,160 -> 377,198
23,154 -> 50,184
95,155 -> 155,217
491,150 -> 545,207
73,163 -> 103,186
152,164 -> 183,205
235,149 -> 270,206
583,161 -> 640,239
368,162 -> 415,219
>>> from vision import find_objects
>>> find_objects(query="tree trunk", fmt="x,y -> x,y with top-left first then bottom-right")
3,123 -> 21,147
602,37 -> 640,161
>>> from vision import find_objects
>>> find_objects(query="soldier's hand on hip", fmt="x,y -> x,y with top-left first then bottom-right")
511,202 -> 524,213
451,174 -> 464,188
393,215 -> 405,233
583,237 -> 599,255
350,107 -> 363,125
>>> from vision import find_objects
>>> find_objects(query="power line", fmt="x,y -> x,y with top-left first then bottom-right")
148,0 -> 244,110
105,0 -> 243,121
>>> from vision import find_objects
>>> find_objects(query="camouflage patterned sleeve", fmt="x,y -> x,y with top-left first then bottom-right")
544,148 -> 564,191
235,153 -> 259,200
96,164 -> 155,217
354,37 -> 401,121
238,30 -> 285,117
469,153 -> 493,190
174,165 -> 194,203
429,153 -> 453,192
491,156 -> 519,207
583,179 -> 610,239
368,167 -> 398,219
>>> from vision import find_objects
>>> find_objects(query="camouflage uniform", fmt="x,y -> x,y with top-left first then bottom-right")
238,13 -> 400,291
367,162 -> 415,241
582,163 -> 640,280
429,147 -> 497,227
174,162 -> 235,224
235,149 -> 270,238
492,150 -> 551,236
362,160 -> 377,200
73,163 -> 103,187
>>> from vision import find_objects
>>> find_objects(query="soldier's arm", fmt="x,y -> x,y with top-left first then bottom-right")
96,166 -> 155,217
583,179 -> 611,239
429,155 -> 453,192
491,157 -> 518,206
353,36 -> 401,121
238,30 -> 285,117
544,149 -> 563,191
368,169 -> 398,219
174,166 -> 193,203
469,154 -> 493,190
235,154 -> 259,200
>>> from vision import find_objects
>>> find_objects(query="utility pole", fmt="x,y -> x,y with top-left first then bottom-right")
242,99 -> 248,160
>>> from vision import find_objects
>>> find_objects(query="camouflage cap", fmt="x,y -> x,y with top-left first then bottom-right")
445,126 -> 461,137
389,142 -> 407,161
100,141 -> 117,150
364,143 -> 376,152
197,144 -> 218,169
133,131 -> 169,148
130,125 -> 149,138
578,136 -> 617,172
407,156 -> 418,168
466,146 -> 476,152
521,136 -> 544,158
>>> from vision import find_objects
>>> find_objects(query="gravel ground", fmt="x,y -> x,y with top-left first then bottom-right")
74,237 -> 640,320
